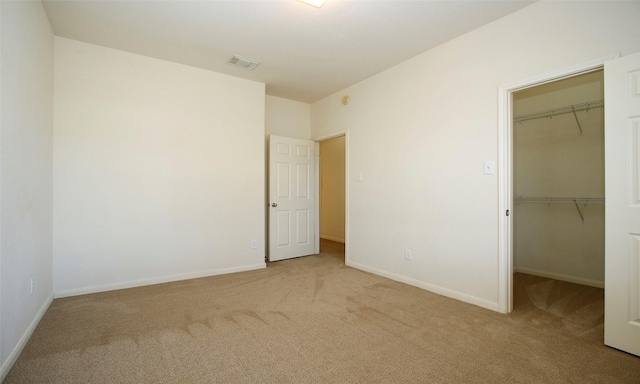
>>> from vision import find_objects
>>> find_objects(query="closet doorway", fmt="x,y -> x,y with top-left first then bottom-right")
512,70 -> 604,292
508,69 -> 606,345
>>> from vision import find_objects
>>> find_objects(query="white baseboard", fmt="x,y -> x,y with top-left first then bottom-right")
320,235 -> 345,243
345,260 -> 500,312
0,292 -> 54,382
55,262 -> 267,298
514,267 -> 604,288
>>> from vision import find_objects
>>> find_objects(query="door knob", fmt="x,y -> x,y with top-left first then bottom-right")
271,203 -> 277,207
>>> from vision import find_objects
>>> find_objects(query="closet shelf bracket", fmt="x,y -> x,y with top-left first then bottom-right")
571,106 -> 584,135
573,199 -> 585,222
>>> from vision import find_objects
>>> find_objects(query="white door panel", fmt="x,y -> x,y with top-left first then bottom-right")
604,51 -> 640,356
269,135 -> 315,261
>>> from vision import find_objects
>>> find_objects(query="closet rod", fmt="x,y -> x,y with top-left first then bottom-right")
513,99 -> 604,123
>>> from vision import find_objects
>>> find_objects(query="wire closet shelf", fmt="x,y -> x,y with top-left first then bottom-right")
514,196 -> 604,222
514,196 -> 604,204
513,99 -> 604,124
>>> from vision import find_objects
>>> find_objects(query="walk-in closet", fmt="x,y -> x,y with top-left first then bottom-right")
513,70 -> 604,289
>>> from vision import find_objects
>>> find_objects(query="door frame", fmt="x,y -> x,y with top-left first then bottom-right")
313,131 -> 349,261
497,54 -> 617,314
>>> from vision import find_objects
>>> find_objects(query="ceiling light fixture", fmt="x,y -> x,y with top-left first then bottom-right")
228,55 -> 260,70
297,0 -> 326,8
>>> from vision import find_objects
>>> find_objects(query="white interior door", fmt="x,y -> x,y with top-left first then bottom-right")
269,135 -> 316,261
604,51 -> 640,357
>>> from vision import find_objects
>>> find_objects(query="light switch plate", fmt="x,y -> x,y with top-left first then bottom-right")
484,160 -> 495,175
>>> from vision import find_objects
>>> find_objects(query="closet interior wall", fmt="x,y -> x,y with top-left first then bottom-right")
513,70 -> 604,287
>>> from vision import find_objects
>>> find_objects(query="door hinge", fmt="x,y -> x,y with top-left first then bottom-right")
506,209 -> 510,217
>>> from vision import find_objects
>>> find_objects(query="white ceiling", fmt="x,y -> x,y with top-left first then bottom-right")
42,0 -> 535,103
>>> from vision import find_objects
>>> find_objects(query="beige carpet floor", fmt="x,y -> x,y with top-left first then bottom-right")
5,240 -> 640,383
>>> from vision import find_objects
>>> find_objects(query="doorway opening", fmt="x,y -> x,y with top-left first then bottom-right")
510,70 -> 605,332
497,56 -> 614,314
318,135 -> 346,259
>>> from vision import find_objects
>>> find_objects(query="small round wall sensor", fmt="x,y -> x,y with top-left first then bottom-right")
341,95 -> 350,105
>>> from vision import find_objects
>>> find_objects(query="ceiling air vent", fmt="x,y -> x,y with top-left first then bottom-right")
229,55 -> 259,70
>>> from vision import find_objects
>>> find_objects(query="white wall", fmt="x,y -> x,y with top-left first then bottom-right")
311,1 -> 640,311
320,136 -> 345,243
53,38 -> 266,296
514,71 -> 604,287
265,95 -> 311,140
0,1 -> 54,379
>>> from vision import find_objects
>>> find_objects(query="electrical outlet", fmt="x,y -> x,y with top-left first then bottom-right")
251,240 -> 258,249
30,275 -> 35,295
404,249 -> 413,260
